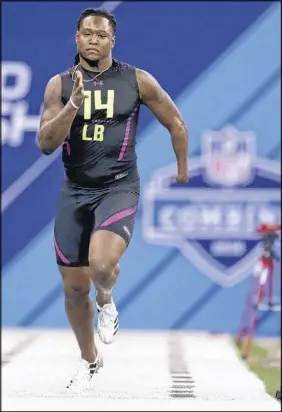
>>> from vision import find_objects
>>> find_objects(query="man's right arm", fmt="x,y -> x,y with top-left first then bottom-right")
38,75 -> 79,155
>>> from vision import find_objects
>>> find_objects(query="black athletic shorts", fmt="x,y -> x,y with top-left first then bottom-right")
54,169 -> 140,267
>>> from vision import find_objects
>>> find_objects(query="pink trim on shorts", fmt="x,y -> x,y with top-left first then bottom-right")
100,206 -> 137,228
54,238 -> 70,264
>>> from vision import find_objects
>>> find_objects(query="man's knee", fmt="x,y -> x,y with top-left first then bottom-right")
64,282 -> 91,302
89,255 -> 118,286
59,266 -> 91,303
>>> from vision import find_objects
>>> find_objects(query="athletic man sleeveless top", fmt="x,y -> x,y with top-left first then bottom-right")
60,59 -> 141,187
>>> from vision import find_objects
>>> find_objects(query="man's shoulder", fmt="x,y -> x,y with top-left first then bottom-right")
112,59 -> 137,73
59,66 -> 76,78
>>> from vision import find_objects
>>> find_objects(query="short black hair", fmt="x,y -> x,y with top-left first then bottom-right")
77,8 -> 116,34
74,8 -> 116,65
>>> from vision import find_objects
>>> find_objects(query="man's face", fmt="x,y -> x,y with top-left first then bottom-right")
76,16 -> 115,62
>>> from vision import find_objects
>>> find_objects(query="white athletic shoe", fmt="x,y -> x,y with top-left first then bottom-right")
66,352 -> 103,392
97,300 -> 119,344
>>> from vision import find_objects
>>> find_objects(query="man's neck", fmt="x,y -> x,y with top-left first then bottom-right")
79,55 -> 112,72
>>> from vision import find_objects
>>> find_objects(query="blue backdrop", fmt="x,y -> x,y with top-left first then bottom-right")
2,1 -> 281,335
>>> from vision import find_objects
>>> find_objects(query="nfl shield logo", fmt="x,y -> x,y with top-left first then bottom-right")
142,126 -> 281,287
202,125 -> 255,186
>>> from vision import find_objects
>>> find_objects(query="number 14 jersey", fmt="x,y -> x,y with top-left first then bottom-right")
60,59 -> 141,187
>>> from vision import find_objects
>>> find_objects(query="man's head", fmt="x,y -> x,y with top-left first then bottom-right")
75,8 -> 116,66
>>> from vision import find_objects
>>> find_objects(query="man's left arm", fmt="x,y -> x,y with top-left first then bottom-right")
136,69 -> 188,184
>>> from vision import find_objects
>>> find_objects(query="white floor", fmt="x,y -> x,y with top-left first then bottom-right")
2,328 -> 280,411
